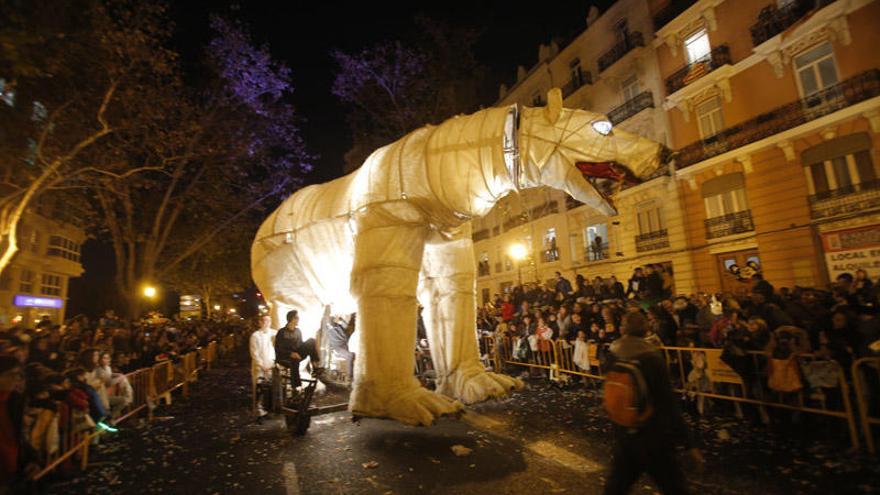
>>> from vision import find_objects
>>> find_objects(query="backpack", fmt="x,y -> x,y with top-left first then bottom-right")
603,359 -> 654,427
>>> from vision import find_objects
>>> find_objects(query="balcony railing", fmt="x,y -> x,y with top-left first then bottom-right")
705,210 -> 755,240
808,179 -> 880,219
666,45 -> 731,95
653,0 -> 698,30
635,229 -> 670,252
598,32 -> 645,73
608,91 -> 655,125
675,70 -> 880,169
585,242 -> 610,262
750,0 -> 815,47
472,228 -> 490,242
561,70 -> 593,98
541,247 -> 560,263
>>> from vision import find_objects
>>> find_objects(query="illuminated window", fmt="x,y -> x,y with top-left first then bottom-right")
585,223 -> 608,261
478,251 -> 490,276
40,274 -> 62,296
48,236 -> 81,262
685,29 -> 711,64
794,42 -> 838,97
542,228 -> 559,262
19,269 -> 34,293
696,96 -> 724,139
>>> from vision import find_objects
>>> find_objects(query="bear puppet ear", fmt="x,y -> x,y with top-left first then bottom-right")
543,88 -> 563,124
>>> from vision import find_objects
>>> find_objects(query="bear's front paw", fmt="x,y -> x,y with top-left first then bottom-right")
456,371 -> 524,404
351,386 -> 463,426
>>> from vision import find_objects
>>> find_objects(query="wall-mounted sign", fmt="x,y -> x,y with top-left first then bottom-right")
13,295 -> 63,309
821,224 -> 880,279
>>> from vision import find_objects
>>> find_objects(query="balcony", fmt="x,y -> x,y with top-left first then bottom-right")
635,229 -> 670,252
598,32 -> 645,73
705,210 -> 755,240
750,0 -> 815,47
541,247 -> 560,263
561,70 -> 593,98
608,91 -> 655,125
653,0 -> 697,30
666,45 -> 731,95
585,242 -> 610,262
809,179 -> 880,219
472,228 -> 490,242
675,70 -> 880,169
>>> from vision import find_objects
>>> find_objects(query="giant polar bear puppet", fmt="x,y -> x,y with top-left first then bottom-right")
251,89 -> 662,426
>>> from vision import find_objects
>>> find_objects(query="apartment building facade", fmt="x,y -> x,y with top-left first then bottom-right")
651,0 -> 880,294
0,209 -> 86,325
473,0 -> 689,303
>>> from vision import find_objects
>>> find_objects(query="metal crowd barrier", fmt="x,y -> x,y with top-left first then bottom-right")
853,357 -> 880,453
32,341 -> 221,482
486,336 -> 866,451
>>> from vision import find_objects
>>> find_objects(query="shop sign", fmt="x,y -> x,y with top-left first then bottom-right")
13,295 -> 63,309
821,224 -> 880,279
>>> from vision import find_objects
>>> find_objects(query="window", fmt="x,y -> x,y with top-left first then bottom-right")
569,58 -> 585,87
585,223 -> 608,261
542,228 -> 559,262
794,42 -> 838,97
0,269 -> 10,291
702,173 -> 749,219
478,251 -> 490,276
40,274 -> 62,296
29,229 -> 40,254
19,269 -> 34,293
803,133 -> 876,197
531,92 -> 544,106
494,247 -> 503,273
622,75 -> 640,103
696,96 -> 724,139
684,29 -> 711,64
614,19 -> 629,43
0,78 -> 14,107
48,236 -> 81,262
636,202 -> 666,235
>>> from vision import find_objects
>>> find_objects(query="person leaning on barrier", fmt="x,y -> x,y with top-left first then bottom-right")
604,310 -> 703,495
274,310 -> 323,388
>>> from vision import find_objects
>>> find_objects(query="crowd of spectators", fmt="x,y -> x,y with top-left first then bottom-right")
0,310 -> 242,492
476,266 -> 880,413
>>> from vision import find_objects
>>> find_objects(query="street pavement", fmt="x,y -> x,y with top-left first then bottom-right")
46,359 -> 880,495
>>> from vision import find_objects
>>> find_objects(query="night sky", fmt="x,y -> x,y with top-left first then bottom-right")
69,0 -> 615,317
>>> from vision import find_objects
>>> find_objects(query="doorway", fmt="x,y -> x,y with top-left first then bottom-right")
716,250 -> 761,294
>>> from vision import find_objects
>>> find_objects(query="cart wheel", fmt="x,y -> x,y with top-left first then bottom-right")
286,413 -> 310,435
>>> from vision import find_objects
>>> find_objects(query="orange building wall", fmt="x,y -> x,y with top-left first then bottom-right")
836,1 -> 880,80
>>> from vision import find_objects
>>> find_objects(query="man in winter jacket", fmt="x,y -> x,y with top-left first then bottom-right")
555,272 -> 573,296
604,311 -> 703,494
274,310 -> 322,388
250,315 -> 276,417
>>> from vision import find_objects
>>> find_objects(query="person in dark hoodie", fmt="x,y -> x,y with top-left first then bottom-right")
604,311 -> 703,495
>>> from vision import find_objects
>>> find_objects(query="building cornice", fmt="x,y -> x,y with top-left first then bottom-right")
675,95 -> 880,179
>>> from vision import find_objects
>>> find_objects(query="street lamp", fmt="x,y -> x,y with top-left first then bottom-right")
213,304 -> 222,311
509,242 -> 528,286
142,286 -> 157,299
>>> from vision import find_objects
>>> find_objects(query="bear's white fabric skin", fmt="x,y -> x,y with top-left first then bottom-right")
251,89 -> 661,426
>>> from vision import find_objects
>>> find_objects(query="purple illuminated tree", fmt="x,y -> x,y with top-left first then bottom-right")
86,14 -> 313,317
